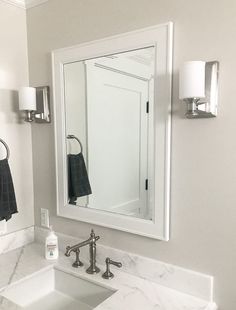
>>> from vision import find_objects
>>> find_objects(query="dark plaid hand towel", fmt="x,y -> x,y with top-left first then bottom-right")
0,159 -> 18,221
68,153 -> 92,204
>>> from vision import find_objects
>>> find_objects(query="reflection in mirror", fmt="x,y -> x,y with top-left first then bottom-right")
64,47 -> 155,220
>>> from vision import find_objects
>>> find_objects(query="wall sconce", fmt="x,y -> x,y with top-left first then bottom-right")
179,61 -> 219,118
19,86 -> 51,123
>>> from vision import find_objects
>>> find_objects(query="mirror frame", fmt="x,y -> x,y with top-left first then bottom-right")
52,22 -> 173,240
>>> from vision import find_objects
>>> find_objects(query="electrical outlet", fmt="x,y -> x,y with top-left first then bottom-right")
41,208 -> 50,228
0,220 -> 7,235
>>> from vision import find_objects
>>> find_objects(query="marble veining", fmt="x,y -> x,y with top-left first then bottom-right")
0,226 -> 34,255
0,243 -> 217,310
35,227 -> 214,301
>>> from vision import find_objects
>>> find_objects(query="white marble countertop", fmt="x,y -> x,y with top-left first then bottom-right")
0,243 -> 217,310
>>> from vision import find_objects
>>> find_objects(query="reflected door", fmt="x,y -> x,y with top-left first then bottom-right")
86,63 -> 149,218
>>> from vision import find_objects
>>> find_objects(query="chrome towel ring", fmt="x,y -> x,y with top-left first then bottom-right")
67,135 -> 83,154
0,138 -> 10,160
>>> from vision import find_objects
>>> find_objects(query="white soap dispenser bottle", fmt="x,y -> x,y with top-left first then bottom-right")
45,226 -> 59,260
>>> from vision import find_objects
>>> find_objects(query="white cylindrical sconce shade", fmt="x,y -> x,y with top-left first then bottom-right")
179,61 -> 206,99
19,87 -> 37,111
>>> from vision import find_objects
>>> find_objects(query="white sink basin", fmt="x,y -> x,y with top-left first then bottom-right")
1,267 -> 115,310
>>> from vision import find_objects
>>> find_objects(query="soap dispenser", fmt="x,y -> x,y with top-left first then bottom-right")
45,226 -> 59,260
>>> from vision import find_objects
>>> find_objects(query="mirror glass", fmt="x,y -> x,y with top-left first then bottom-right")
64,46 -> 155,220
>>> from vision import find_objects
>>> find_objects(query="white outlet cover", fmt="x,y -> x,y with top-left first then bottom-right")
41,208 -> 50,228
0,220 -> 7,235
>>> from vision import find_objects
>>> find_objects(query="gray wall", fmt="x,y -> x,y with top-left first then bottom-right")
26,0 -> 236,309
0,2 -> 34,234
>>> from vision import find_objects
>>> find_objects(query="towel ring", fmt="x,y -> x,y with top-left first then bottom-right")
67,135 -> 83,154
0,138 -> 10,160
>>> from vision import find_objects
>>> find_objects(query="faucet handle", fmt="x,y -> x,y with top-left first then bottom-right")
72,249 -> 84,268
109,258 -> 122,268
102,257 -> 122,279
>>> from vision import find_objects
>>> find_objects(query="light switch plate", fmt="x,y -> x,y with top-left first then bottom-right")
0,220 -> 7,235
41,208 -> 50,228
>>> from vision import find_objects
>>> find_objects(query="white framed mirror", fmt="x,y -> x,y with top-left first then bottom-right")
52,22 -> 173,240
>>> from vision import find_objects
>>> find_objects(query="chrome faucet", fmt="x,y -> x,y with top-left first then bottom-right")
65,229 -> 100,274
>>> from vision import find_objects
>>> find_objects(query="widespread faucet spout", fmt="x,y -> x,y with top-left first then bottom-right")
65,234 -> 99,256
65,229 -> 100,274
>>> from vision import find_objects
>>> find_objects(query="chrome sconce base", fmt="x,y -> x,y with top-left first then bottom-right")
22,86 -> 51,123
24,110 -> 35,122
182,61 -> 219,119
184,98 -> 216,119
